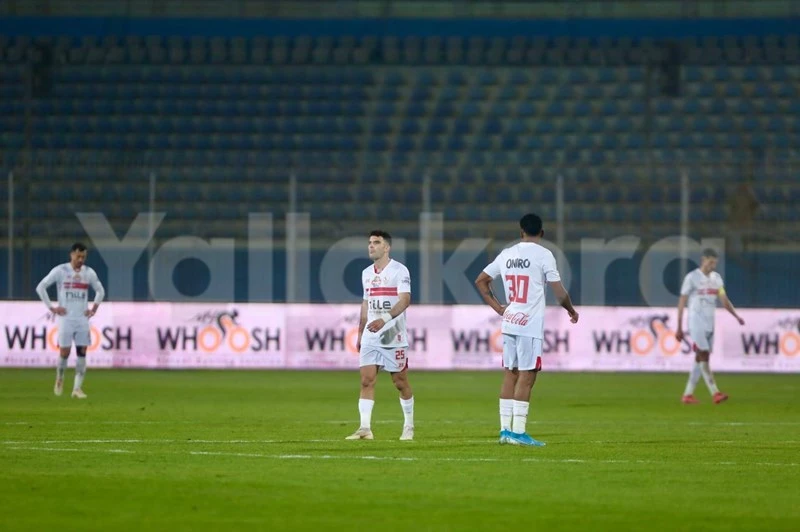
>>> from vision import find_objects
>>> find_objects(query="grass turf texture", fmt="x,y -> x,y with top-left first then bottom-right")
0,370 -> 798,531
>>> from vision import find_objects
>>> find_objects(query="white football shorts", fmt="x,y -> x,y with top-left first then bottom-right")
689,326 -> 715,352
359,345 -> 409,373
502,334 -> 543,371
58,318 -> 91,348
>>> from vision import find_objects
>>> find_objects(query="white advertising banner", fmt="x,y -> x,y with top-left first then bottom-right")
1,302 -> 797,372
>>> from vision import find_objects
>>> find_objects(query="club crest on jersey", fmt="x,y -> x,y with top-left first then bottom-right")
371,275 -> 382,287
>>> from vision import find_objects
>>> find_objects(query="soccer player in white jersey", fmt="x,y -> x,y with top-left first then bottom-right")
475,214 -> 579,447
675,248 -> 744,404
35,242 -> 105,399
346,230 -> 415,441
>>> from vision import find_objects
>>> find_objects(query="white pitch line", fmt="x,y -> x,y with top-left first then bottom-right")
2,421 -> 200,426
0,438 -> 487,445
4,446 -> 798,468
5,438 -> 800,446
7,446 -> 83,452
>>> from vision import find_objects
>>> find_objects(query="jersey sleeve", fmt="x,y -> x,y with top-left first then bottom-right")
398,266 -> 411,294
362,273 -> 370,300
35,266 -> 61,308
680,274 -> 695,296
714,273 -> 726,296
543,250 -> 561,282
482,254 -> 503,279
88,268 -> 106,304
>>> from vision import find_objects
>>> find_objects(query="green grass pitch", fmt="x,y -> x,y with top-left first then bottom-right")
1,369 -> 798,531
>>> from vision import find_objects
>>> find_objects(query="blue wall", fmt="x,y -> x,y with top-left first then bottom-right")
1,248 -> 796,308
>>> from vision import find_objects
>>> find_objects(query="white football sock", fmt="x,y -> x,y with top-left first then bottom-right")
400,396 -> 414,427
684,363 -> 703,396
56,356 -> 68,381
699,361 -> 719,395
358,398 -> 374,429
74,357 -> 87,391
499,398 -> 513,431
512,400 -> 529,435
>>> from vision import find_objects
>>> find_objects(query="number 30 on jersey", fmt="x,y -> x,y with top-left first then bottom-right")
504,275 -> 529,304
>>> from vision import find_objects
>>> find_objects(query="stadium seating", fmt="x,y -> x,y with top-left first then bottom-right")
1,34 -> 798,244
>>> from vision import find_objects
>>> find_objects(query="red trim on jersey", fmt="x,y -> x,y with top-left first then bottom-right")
64,282 -> 89,289
369,287 -> 398,296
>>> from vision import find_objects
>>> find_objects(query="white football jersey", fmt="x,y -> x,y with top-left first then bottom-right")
483,242 -> 561,339
681,268 -> 724,330
36,263 -> 105,320
361,259 -> 411,348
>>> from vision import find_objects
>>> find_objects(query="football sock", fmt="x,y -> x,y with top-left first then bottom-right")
699,361 -> 719,395
400,396 -> 414,427
499,398 -> 513,431
512,400 -> 529,435
684,362 -> 702,396
358,398 -> 374,430
56,356 -> 68,382
74,356 -> 86,391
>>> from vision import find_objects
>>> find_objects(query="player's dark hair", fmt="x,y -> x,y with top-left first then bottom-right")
702,248 -> 718,259
71,242 -> 87,252
519,213 -> 543,237
369,230 -> 392,245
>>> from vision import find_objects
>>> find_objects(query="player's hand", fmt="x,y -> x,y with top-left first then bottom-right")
737,317 -> 745,326
675,329 -> 684,342
51,306 -> 66,316
496,305 -> 507,316
366,319 -> 385,332
356,339 -> 362,351
85,308 -> 96,318
568,310 -> 579,324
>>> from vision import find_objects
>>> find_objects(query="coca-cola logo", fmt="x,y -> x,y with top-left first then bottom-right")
503,312 -> 530,326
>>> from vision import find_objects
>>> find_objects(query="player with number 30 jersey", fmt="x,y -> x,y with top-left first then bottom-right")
476,214 -> 579,448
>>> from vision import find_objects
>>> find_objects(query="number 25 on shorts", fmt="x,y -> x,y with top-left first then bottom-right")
395,349 -> 405,360
504,275 -> 529,303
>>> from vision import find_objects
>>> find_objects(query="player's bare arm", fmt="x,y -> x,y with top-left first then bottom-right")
357,300 -> 368,349
675,295 -> 688,341
718,289 -> 745,325
548,281 -> 579,323
85,274 -> 105,318
366,292 -> 410,332
474,271 -> 506,316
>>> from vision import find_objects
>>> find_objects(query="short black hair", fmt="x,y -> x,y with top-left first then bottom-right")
519,213 -> 543,237
702,248 -> 718,259
369,230 -> 392,245
71,242 -> 87,252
